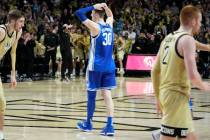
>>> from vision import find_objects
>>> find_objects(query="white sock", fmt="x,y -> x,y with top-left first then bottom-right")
0,131 -> 4,139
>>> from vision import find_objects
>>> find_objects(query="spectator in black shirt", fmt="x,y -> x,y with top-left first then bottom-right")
59,24 -> 73,81
24,32 -> 36,81
131,33 -> 147,54
44,24 -> 59,79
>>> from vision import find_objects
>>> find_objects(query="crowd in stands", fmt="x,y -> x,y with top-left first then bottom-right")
0,0 -> 209,81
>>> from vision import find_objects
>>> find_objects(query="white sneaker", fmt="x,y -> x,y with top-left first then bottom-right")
152,129 -> 160,140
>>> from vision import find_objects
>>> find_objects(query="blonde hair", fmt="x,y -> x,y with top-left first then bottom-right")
7,10 -> 24,22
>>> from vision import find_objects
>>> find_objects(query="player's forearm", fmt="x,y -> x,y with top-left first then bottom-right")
195,40 -> 210,51
151,69 -> 160,98
11,52 -> 16,70
190,71 -> 207,90
104,6 -> 113,18
187,60 -> 206,90
186,55 -> 206,90
10,40 -> 18,76
10,51 -> 16,80
75,6 -> 94,22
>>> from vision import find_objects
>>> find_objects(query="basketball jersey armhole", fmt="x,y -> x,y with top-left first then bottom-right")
106,23 -> 113,29
91,24 -> 101,39
0,25 -> 6,43
175,34 -> 189,59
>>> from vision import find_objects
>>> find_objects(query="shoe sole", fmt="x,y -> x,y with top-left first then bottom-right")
76,125 -> 92,132
100,132 -> 115,136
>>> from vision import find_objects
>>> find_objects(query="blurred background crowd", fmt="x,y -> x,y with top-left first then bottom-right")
0,0 -> 209,82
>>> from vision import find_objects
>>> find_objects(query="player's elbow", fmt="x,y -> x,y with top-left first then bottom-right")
74,10 -> 80,18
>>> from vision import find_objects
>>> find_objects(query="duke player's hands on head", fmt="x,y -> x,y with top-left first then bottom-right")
93,3 -> 104,10
101,3 -> 112,13
101,3 -> 108,9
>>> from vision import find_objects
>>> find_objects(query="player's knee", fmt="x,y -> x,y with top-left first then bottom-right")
101,90 -> 112,101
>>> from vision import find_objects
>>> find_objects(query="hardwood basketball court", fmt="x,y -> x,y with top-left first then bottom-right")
3,77 -> 210,140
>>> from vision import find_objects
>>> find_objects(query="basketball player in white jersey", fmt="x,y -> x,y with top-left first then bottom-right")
0,10 -> 24,140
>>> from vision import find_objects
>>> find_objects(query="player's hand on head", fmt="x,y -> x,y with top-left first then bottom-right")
101,3 -> 108,9
93,3 -> 104,10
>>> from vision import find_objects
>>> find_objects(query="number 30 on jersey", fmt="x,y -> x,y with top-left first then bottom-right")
102,32 -> 112,46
